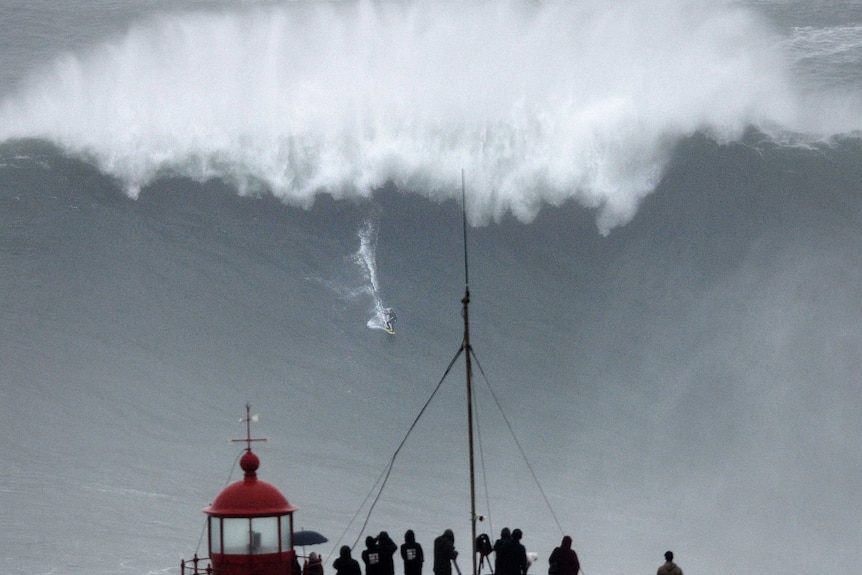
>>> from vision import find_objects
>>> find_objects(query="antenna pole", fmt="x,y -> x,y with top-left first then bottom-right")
231,403 -> 267,452
461,170 -> 478,575
462,169 -> 469,287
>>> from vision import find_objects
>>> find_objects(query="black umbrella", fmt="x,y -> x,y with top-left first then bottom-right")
294,530 -> 328,547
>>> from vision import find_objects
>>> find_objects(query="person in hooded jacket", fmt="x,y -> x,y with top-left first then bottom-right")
334,546 -> 362,575
433,529 -> 458,575
363,535 -> 382,575
547,536 -> 579,575
401,529 -> 425,575
510,529 -> 528,575
377,531 -> 398,575
493,528 -> 516,575
656,551 -> 683,575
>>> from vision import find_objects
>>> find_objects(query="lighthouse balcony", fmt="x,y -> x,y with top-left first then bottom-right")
182,551 -> 298,575
180,554 -> 212,575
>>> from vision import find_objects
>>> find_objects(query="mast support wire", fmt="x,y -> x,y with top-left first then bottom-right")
330,343 -> 466,555
333,338 -> 566,562
469,347 -> 565,536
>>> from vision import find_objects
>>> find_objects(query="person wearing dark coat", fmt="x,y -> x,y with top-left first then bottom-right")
547,536 -> 579,575
511,529 -> 528,575
401,529 -> 425,575
377,531 -> 398,575
433,529 -> 458,575
656,551 -> 683,575
493,528 -> 516,575
363,535 -> 383,575
334,545 -> 362,575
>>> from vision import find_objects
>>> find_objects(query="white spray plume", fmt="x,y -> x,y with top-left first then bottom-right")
0,0 -> 835,233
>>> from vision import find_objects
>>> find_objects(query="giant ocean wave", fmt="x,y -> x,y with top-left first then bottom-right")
3,4 -> 862,575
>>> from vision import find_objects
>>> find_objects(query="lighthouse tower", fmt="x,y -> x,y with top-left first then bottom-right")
182,406 -> 299,575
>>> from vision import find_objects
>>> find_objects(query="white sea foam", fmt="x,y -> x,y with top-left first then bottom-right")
787,24 -> 862,61
0,0 -> 855,232
355,220 -> 380,295
353,219 -> 390,330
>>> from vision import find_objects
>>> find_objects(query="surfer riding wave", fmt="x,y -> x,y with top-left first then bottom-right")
383,308 -> 397,333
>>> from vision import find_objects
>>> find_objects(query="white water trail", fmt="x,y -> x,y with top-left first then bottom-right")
353,219 -> 389,331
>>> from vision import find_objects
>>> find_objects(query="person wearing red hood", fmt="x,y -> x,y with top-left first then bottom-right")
547,536 -> 579,575
657,551 -> 683,575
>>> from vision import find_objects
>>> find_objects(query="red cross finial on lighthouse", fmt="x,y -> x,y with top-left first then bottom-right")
231,403 -> 267,453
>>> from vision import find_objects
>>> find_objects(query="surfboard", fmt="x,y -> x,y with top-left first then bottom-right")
385,327 -> 395,335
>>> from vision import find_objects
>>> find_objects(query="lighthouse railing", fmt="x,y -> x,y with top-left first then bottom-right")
180,554 -> 212,575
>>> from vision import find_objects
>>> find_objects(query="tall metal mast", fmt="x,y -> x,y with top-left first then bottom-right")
461,170 -> 478,575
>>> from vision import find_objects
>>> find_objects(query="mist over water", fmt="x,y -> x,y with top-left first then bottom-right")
2,0 -> 858,232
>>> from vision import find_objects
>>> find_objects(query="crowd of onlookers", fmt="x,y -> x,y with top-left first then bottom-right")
311,527 -> 681,575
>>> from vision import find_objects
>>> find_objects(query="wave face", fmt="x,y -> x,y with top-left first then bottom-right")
1,3 -> 862,575
3,135 -> 862,575
2,0 -> 861,233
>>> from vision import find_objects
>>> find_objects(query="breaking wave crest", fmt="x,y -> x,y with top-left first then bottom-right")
1,0 -> 860,232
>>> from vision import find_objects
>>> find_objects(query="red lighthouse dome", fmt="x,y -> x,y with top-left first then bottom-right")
205,451 -> 298,517
182,406 -> 300,575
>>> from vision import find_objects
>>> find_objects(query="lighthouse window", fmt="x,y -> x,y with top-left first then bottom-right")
250,517 -> 279,554
280,515 -> 292,550
222,518 -> 251,554
209,517 -> 222,553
